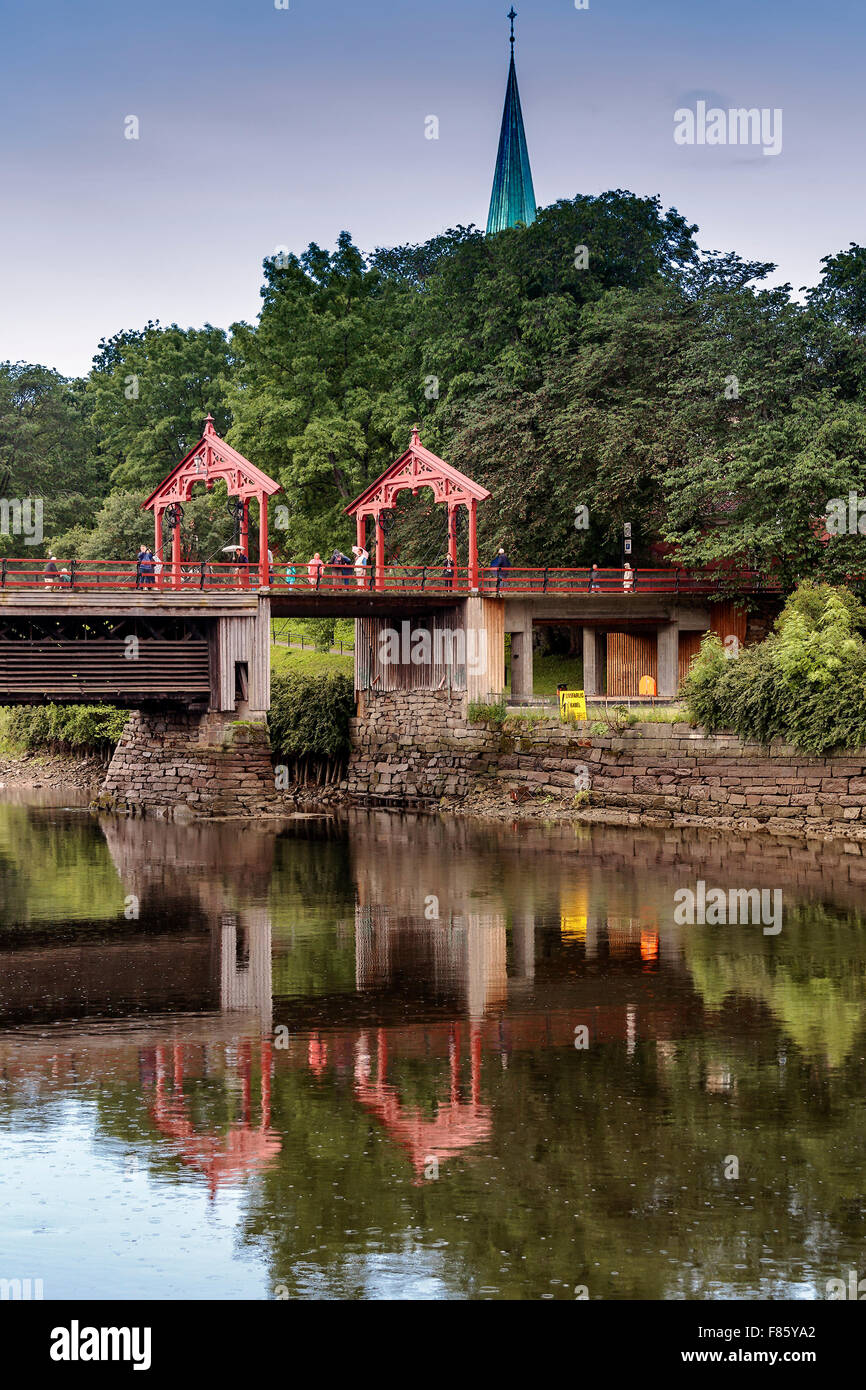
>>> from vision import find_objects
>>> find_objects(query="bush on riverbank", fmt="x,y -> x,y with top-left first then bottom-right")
0,703 -> 129,758
683,582 -> 866,754
268,672 -> 355,784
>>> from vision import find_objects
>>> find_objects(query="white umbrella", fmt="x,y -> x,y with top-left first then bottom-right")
222,545 -> 244,553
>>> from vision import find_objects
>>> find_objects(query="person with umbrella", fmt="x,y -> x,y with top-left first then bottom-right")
222,544 -> 247,587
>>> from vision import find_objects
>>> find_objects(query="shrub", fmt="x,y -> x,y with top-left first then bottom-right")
268,672 -> 354,761
468,696 -> 507,727
683,583 -> 866,753
0,703 -> 128,756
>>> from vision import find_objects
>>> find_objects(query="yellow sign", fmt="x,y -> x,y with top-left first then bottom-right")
558,688 -> 587,721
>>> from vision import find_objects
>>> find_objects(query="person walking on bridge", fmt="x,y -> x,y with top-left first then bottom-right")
43,555 -> 59,590
491,546 -> 511,590
308,552 -> 323,587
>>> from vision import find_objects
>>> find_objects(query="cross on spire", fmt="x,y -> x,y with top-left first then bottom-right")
508,8 -> 516,45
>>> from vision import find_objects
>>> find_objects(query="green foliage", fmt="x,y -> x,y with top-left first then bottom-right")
0,362 -> 102,556
87,322 -> 233,492
467,696 -> 507,726
270,647 -> 354,679
683,583 -> 866,753
12,199 -> 866,589
268,672 -> 355,760
306,617 -> 336,652
806,241 -> 866,335
588,704 -> 638,735
0,703 -> 128,755
228,233 -> 410,560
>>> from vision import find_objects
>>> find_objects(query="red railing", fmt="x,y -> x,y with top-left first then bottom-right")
0,558 -> 780,596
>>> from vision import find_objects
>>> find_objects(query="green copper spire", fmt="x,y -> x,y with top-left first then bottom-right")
486,9 -> 537,235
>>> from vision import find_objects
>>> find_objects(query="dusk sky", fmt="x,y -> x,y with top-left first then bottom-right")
1,0 -> 863,377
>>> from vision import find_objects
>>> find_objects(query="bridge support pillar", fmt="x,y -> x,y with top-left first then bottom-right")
96,709 -> 276,820
582,628 -> 605,696
657,621 -> 679,698
509,627 -> 534,701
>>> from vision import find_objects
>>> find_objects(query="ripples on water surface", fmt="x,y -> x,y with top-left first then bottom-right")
1,794 -> 865,1300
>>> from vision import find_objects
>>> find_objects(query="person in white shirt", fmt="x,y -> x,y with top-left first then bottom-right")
352,543 -> 369,588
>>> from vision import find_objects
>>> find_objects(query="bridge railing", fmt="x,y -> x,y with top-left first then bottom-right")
0,557 -> 780,596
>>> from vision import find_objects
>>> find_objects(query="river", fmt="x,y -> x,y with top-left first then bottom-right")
1,792 -> 864,1300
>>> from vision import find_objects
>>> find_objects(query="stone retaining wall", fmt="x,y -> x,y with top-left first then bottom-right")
97,710 -> 276,819
347,691 -> 866,835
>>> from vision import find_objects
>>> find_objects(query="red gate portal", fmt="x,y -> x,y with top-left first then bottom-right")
345,427 -> 491,592
142,417 -> 282,589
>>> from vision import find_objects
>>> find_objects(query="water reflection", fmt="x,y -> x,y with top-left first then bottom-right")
1,800 -> 866,1298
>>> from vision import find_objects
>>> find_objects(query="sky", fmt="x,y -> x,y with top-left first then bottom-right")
1,0 -> 864,377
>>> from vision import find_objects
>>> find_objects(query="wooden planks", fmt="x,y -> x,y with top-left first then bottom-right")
678,630 -> 704,687
0,640 -> 210,701
677,604 -> 748,689
710,602 -> 748,647
606,632 -> 658,697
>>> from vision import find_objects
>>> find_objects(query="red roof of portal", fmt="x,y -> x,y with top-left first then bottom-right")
345,427 -> 491,517
142,416 -> 281,511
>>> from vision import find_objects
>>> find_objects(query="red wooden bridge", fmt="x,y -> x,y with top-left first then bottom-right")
0,557 -> 778,598
0,422 -> 784,710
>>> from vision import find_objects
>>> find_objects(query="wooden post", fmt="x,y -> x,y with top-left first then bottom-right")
154,507 -> 164,590
240,498 -> 249,583
258,492 -> 269,588
468,498 -> 478,590
172,508 -> 182,590
375,508 -> 385,592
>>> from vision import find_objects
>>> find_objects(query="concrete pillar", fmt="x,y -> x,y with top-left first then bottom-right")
582,627 -> 604,696
657,621 -> 679,697
510,626 -> 534,700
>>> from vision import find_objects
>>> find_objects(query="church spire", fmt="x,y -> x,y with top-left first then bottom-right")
486,9 -> 537,235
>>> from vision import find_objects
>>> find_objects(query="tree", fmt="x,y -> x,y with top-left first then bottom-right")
228,233 -> 412,561
0,362 -> 100,555
87,322 -> 234,492
806,242 -> 866,337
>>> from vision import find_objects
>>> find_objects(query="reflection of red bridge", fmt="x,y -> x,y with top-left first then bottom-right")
147,1039 -> 281,1200
352,1026 -> 491,1180
0,984 -> 699,1193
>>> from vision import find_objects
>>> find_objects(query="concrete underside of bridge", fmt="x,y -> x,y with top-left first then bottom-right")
502,595 -> 718,700
353,594 -> 727,702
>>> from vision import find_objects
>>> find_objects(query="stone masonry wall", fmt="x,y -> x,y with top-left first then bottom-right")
97,710 -> 276,819
347,690 -> 866,835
